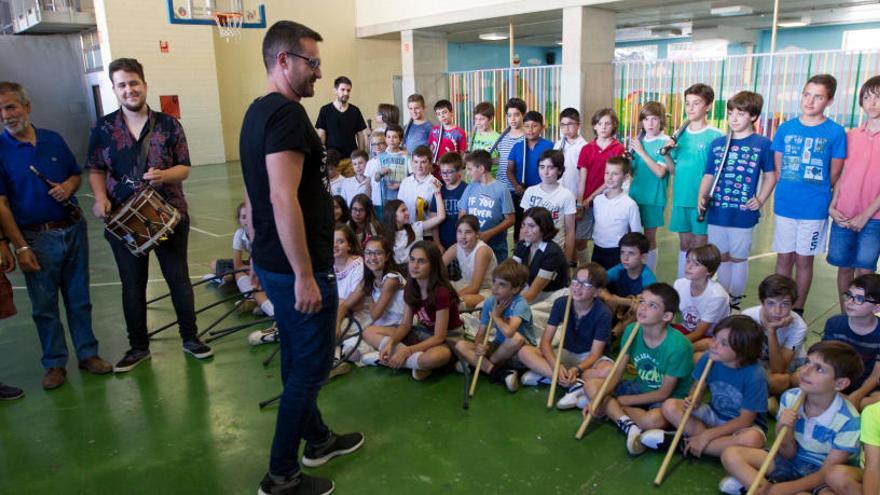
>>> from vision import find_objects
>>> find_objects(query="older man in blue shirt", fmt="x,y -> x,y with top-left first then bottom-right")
0,81 -> 112,390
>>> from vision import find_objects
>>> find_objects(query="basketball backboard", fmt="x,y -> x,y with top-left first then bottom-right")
167,0 -> 265,28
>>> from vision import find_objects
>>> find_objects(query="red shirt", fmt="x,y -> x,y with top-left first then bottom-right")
415,286 -> 462,334
577,138 -> 625,204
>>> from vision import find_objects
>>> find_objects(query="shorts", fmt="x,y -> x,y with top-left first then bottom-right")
560,349 -> 613,369
591,245 -> 620,270
772,215 -> 828,256
576,207 -> 594,240
827,220 -> 880,270
215,258 -> 234,276
638,204 -> 666,229
708,225 -> 754,260
691,404 -> 767,439
485,341 -> 528,369
669,206 -> 708,235
613,379 -> 664,409
767,455 -> 823,491
410,325 -> 463,345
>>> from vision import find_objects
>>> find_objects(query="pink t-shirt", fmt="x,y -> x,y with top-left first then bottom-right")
836,124 -> 880,219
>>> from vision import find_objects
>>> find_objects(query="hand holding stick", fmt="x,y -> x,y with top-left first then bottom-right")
746,391 -> 806,495
547,293 -> 574,409
654,359 -> 714,485
575,322 -> 641,439
468,313 -> 494,397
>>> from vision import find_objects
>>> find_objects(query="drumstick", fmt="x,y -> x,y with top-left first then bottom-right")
659,119 -> 690,156
547,293 -> 574,409
698,128 -> 733,223
468,313 -> 495,397
746,391 -> 806,495
654,358 -> 714,486
576,322 -> 641,439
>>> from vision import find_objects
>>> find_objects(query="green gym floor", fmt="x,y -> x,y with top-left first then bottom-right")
0,163 -> 842,494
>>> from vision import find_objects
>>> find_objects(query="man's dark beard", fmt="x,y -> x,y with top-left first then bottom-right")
122,100 -> 146,112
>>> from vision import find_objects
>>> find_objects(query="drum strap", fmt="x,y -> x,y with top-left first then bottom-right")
135,115 -> 157,180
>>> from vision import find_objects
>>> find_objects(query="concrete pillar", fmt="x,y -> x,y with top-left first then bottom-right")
401,29 -> 448,123
561,6 -> 616,125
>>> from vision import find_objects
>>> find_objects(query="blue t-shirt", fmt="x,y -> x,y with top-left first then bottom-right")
404,121 -> 432,154
480,294 -> 536,345
771,118 -> 847,220
694,354 -> 769,430
821,314 -> 880,390
458,180 -> 515,261
507,138 -> 554,189
547,296 -> 612,354
607,263 -> 657,297
0,127 -> 81,225
430,181 -> 467,249
703,133 -> 775,228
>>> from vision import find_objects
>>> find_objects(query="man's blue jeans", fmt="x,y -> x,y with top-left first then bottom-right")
254,264 -> 337,478
22,219 -> 98,369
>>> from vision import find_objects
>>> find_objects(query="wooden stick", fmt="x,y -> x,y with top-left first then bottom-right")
746,390 -> 806,495
575,322 -> 641,439
653,359 -> 715,486
468,313 -> 495,397
547,293 -> 574,409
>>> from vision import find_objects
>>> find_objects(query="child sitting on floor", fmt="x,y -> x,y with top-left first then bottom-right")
674,244 -> 730,353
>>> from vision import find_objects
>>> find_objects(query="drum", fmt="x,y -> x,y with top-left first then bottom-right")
105,186 -> 180,256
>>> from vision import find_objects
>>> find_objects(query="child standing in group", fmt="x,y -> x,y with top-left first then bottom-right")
641,315 -> 768,458
518,263 -> 613,411
362,241 -> 463,380
520,149 -> 577,262
454,259 -> 534,392
458,150 -> 515,261
720,341 -> 863,495
341,149 -> 371,207
628,102 -> 675,271
583,283 -> 694,455
348,193 -> 382,248
821,273 -> 880,410
669,83 -> 723,278
591,156 -> 643,270
374,103 -> 400,134
363,130 -> 387,218
825,401 -> 880,494
741,274 -> 807,398
674,244 -> 730,352
772,74 -> 847,316
429,99 -> 467,165
495,97 -> 527,191
398,145 -> 442,223
508,111 -> 555,241
382,193 -> 447,266
554,107 -> 588,201
699,91 -> 777,311
374,124 -> 410,207
828,76 -> 880,313
468,101 -> 500,157
577,109 -> 626,265
403,94 -> 433,153
442,215 -> 497,309
430,152 -> 467,251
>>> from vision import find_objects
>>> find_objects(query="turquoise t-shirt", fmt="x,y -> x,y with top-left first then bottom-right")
671,126 -> 723,207
622,322 -> 694,398
629,134 -> 671,207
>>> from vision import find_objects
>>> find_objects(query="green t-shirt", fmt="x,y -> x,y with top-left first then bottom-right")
629,135 -> 671,207
863,402 -> 880,447
470,130 -> 501,158
622,322 -> 694,398
671,126 -> 723,207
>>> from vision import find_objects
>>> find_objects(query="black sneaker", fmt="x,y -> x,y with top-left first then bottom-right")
729,295 -> 744,312
257,472 -> 334,495
114,349 -> 151,373
182,339 -> 214,359
0,382 -> 24,401
302,431 -> 365,468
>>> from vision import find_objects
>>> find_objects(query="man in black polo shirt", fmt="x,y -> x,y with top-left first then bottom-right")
315,76 -> 367,158
240,21 -> 364,495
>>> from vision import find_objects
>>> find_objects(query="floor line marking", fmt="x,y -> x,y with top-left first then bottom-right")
12,276 -> 203,290
189,226 -> 228,237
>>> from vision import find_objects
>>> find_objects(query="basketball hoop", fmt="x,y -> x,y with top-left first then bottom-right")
213,11 -> 243,41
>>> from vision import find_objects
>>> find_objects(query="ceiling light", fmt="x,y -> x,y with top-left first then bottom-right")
777,17 -> 810,28
651,27 -> 683,37
710,4 -> 754,16
556,40 -> 563,45
479,32 -> 508,41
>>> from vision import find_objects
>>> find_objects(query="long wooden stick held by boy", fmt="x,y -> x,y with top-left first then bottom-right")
746,391 -> 807,495
575,322 -> 641,439
653,358 -> 714,486
698,128 -> 733,223
468,313 -> 495,397
547,293 -> 574,409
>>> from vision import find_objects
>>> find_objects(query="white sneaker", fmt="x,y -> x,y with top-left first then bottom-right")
504,371 -> 520,393
719,476 -> 745,495
454,360 -> 466,374
556,383 -> 585,410
247,325 -> 278,346
625,423 -> 646,456
360,351 -> 381,367
521,371 -> 552,387
201,273 -> 217,282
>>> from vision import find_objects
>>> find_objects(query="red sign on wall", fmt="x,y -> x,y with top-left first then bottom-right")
159,40 -> 169,53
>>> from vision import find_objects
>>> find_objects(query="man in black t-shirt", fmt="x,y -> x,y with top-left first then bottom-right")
315,76 -> 367,158
240,21 -> 364,495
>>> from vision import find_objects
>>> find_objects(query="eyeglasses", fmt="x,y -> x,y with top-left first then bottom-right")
408,257 -> 430,266
842,290 -> 877,305
350,207 -> 366,213
284,52 -> 321,70
364,250 -> 385,257
439,169 -> 457,176
571,278 -> 594,289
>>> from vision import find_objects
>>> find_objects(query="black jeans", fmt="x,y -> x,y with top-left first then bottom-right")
106,216 -> 197,350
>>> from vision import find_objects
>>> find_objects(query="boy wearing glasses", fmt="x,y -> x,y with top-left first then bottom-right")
821,273 -> 880,410
553,108 -> 588,200
430,152 -> 467,250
